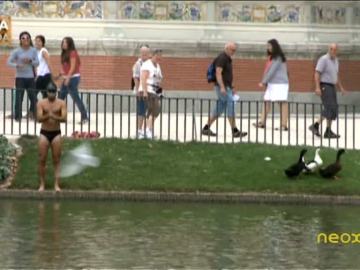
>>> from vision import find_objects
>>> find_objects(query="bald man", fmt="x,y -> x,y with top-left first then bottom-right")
202,42 -> 247,138
309,43 -> 346,139
132,45 -> 151,138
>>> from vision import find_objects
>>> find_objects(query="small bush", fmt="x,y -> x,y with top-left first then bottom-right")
0,135 -> 16,182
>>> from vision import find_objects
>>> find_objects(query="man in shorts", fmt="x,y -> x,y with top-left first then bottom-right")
140,48 -> 163,138
132,45 -> 150,138
201,42 -> 247,138
309,43 -> 346,139
37,81 -> 67,192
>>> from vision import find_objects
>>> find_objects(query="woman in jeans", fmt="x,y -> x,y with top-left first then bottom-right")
7,31 -> 39,121
58,36 -> 88,124
35,35 -> 53,99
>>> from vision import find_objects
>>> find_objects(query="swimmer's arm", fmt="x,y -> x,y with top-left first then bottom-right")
36,103 -> 50,122
50,102 -> 67,122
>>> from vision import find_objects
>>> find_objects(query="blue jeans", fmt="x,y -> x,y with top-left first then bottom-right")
136,97 -> 147,117
212,85 -> 235,118
59,76 -> 88,120
15,78 -> 37,120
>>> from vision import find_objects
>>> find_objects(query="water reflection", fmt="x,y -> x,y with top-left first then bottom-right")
0,200 -> 359,268
34,202 -> 62,268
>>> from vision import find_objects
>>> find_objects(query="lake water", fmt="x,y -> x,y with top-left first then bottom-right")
0,199 -> 359,269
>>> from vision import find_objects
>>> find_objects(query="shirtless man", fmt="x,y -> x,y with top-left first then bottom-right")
37,82 -> 67,192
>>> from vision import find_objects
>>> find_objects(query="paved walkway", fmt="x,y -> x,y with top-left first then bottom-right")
1,111 -> 359,149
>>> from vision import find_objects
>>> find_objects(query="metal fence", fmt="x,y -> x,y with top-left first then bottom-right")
0,88 -> 359,150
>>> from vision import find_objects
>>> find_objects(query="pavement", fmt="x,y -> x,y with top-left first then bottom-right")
1,110 -> 359,150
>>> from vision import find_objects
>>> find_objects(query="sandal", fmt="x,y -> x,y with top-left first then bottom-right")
275,126 -> 288,131
252,122 -> 266,129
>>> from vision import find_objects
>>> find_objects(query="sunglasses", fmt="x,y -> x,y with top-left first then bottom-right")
21,36 -> 30,40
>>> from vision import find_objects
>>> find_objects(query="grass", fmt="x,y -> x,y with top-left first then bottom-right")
11,136 -> 360,195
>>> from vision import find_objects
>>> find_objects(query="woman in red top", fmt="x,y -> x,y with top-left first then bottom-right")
58,37 -> 88,124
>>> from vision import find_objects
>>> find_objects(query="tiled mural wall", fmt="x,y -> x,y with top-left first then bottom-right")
0,1 -> 358,25
0,1 -> 102,18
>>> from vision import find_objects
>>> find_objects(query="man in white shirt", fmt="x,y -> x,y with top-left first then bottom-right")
132,45 -> 150,138
139,49 -> 163,138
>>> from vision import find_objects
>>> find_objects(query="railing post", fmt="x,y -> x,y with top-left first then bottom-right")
112,94 -> 115,138
184,98 -> 187,142
104,94 -> 107,138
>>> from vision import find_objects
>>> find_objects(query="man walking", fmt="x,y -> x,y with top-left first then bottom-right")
202,42 -> 247,138
309,43 -> 346,139
132,45 -> 150,138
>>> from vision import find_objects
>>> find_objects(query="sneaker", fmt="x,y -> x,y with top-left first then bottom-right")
275,126 -> 288,131
233,130 -> 247,138
309,123 -> 320,137
145,129 -> 154,139
26,112 -> 35,120
78,118 -> 89,125
324,129 -> 340,139
137,130 -> 145,139
201,128 -> 217,136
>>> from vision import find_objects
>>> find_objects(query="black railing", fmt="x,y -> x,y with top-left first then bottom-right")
0,88 -> 358,149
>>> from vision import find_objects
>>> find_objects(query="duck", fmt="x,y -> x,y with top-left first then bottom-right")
285,149 -> 307,178
319,149 -> 345,180
304,148 -> 323,173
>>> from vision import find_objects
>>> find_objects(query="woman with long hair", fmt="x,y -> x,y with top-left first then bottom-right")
58,36 -> 88,124
7,31 -> 39,121
254,39 -> 289,131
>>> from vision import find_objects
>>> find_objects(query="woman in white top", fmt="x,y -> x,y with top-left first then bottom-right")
139,49 -> 163,138
35,35 -> 53,98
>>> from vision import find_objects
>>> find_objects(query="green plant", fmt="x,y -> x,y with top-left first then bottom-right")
0,135 -> 16,181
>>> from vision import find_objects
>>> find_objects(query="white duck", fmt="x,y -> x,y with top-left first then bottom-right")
304,148 -> 323,173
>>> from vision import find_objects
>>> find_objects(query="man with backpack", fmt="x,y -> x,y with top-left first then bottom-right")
202,42 -> 247,138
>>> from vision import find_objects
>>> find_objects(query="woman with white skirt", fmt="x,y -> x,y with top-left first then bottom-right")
253,39 -> 289,131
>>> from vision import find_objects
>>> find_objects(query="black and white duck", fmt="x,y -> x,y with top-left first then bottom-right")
304,148 -> 323,173
319,149 -> 345,180
285,149 -> 307,178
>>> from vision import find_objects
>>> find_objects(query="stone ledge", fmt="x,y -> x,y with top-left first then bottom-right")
2,16 -> 360,59
1,189 -> 360,205
1,38 -> 360,59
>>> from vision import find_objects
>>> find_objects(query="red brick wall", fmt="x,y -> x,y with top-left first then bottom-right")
1,55 -> 359,91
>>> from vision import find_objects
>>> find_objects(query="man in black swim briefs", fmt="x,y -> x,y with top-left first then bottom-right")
37,81 -> 67,192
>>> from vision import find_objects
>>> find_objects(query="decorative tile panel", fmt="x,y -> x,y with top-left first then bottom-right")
0,1 -> 102,18
0,1 -> 353,26
0,15 -> 11,45
354,6 -> 360,24
216,2 -> 301,23
313,5 -> 346,24
118,1 -> 205,21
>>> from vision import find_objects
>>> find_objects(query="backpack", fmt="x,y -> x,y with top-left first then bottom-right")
206,62 -> 216,83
